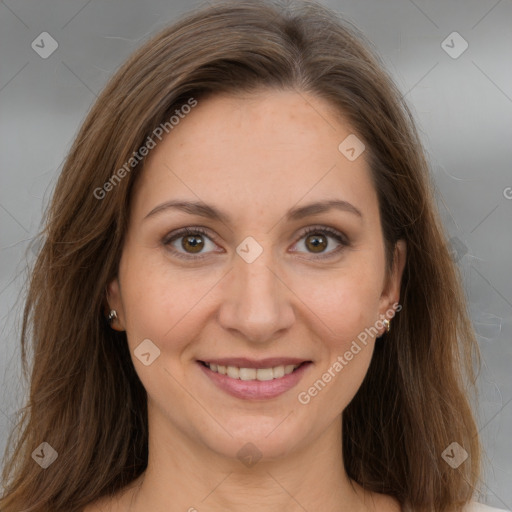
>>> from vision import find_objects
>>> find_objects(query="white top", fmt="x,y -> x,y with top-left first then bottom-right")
466,503 -> 510,512
403,502 -> 509,512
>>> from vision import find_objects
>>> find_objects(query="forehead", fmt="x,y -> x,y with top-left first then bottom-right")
132,90 -> 379,226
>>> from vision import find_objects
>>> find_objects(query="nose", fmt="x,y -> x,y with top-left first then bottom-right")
217,247 -> 295,344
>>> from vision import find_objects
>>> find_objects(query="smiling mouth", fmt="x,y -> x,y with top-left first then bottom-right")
198,361 -> 309,381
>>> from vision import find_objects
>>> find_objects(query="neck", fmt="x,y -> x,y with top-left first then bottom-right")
126,410 -> 377,512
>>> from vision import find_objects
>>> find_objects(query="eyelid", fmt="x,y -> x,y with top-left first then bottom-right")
162,226 -> 220,261
295,225 -> 349,245
290,225 -> 349,260
162,226 -> 216,246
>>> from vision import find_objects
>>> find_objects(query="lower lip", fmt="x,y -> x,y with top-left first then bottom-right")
198,362 -> 312,400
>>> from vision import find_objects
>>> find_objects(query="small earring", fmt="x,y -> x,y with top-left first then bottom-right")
383,319 -> 391,333
107,309 -> 118,324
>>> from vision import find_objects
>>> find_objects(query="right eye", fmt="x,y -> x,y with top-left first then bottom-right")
162,227 -> 221,260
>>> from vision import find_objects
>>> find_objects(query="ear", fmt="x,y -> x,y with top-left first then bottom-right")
379,239 -> 407,316
104,277 -> 126,331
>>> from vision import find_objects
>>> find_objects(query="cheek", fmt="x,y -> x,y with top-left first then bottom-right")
118,253 -> 217,405
119,249 -> 206,352
290,263 -> 382,410
291,263 -> 382,347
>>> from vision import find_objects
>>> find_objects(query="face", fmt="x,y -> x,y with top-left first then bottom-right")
107,89 -> 406,464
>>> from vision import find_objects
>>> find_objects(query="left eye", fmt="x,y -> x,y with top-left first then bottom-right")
291,226 -> 348,259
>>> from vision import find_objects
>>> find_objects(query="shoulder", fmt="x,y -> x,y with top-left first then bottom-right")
465,502 -> 510,512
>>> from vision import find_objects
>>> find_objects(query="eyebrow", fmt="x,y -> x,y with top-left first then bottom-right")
144,198 -> 363,223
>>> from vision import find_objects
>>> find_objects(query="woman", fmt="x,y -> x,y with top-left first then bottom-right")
1,1 -> 507,511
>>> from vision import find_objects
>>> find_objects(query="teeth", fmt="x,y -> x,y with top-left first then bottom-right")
273,365 -> 285,378
256,368 -> 274,381
239,368 -> 256,380
205,362 -> 302,380
227,366 -> 239,379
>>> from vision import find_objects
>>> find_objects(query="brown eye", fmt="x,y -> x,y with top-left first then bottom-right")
305,233 -> 328,253
292,226 -> 348,259
181,233 -> 205,253
163,227 -> 218,260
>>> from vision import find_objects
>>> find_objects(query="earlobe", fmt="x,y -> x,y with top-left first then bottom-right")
104,277 -> 125,331
379,239 -> 407,318
376,240 -> 407,337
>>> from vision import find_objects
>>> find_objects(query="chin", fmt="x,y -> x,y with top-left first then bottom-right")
204,415 -> 310,463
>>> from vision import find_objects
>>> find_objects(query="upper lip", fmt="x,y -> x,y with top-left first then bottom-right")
199,357 -> 310,368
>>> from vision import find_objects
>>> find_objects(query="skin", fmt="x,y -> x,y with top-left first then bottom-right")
89,89 -> 406,512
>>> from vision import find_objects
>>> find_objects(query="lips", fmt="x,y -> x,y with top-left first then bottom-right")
197,358 -> 312,400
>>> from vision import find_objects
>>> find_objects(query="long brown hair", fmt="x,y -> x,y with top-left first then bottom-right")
1,1 -> 482,510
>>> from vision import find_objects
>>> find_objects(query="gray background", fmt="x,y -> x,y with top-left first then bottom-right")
0,0 -> 511,508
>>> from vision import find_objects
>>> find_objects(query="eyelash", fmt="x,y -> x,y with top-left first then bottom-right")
162,225 -> 349,262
